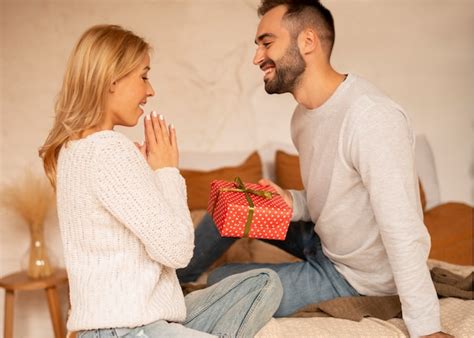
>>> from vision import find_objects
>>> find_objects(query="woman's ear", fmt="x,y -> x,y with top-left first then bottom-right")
298,28 -> 319,55
109,80 -> 117,93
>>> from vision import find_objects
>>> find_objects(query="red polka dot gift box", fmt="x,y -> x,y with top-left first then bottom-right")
207,177 -> 292,240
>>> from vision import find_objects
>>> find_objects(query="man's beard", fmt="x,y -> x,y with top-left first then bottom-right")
264,40 -> 306,94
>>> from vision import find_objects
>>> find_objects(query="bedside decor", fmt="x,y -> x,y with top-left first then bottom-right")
1,170 -> 55,279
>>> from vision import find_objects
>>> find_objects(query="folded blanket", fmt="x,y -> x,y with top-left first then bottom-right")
291,267 -> 473,321
291,295 -> 402,321
431,267 -> 473,299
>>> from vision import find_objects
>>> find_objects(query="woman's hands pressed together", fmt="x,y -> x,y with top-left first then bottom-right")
136,111 -> 179,171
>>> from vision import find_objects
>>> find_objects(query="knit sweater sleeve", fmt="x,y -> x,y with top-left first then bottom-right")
349,105 -> 441,337
91,134 -> 194,269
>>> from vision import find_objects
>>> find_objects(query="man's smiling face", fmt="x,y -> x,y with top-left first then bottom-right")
253,5 -> 306,94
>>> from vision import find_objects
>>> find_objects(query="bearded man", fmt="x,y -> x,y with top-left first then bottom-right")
178,1 -> 450,337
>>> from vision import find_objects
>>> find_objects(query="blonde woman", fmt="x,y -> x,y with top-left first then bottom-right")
39,24 -> 282,338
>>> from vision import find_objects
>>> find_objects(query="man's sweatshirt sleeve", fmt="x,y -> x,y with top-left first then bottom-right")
289,189 -> 312,222
350,104 -> 441,337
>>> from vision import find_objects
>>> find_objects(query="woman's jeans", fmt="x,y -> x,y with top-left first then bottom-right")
77,268 -> 282,338
177,213 -> 359,317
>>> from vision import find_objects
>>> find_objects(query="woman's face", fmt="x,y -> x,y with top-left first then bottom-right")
104,53 -> 155,128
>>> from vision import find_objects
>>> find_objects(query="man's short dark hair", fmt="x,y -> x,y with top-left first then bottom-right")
258,0 -> 335,58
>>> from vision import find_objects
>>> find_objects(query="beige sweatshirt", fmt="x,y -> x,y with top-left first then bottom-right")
290,74 -> 441,337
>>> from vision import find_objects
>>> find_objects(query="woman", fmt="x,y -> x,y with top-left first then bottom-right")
39,24 -> 282,337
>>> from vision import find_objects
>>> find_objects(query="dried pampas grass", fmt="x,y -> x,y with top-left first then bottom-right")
1,170 -> 54,228
1,170 -> 55,278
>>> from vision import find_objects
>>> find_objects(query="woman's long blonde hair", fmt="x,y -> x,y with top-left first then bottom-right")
39,24 -> 150,188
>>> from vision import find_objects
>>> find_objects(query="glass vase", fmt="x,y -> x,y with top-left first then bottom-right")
21,224 -> 55,279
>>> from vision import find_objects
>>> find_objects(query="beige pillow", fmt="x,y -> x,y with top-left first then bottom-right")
180,152 -> 263,210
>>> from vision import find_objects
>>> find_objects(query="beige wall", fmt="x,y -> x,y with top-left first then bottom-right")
0,0 -> 473,336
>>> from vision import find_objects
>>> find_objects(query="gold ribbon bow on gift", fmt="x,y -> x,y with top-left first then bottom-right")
218,177 -> 274,237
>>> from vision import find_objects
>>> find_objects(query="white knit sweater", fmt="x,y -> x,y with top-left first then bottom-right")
290,74 -> 441,337
56,131 -> 194,331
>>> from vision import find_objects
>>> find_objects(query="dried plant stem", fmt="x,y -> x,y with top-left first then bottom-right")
1,170 -> 55,279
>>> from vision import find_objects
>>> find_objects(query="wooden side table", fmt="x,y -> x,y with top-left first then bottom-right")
0,269 -> 68,338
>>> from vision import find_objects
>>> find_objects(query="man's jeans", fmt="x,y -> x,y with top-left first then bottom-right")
77,268 -> 282,338
177,213 -> 359,317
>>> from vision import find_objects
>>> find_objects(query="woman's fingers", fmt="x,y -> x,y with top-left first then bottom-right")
169,124 -> 177,149
151,112 -> 170,144
143,111 -> 179,169
158,114 -> 169,142
169,124 -> 179,167
150,111 -> 162,142
134,141 -> 147,159
139,142 -> 147,157
144,115 -> 156,148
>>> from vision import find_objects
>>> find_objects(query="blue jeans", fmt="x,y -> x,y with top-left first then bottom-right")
177,213 -> 359,317
77,268 -> 282,338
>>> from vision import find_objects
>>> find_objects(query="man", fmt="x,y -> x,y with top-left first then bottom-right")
178,1 -> 450,337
